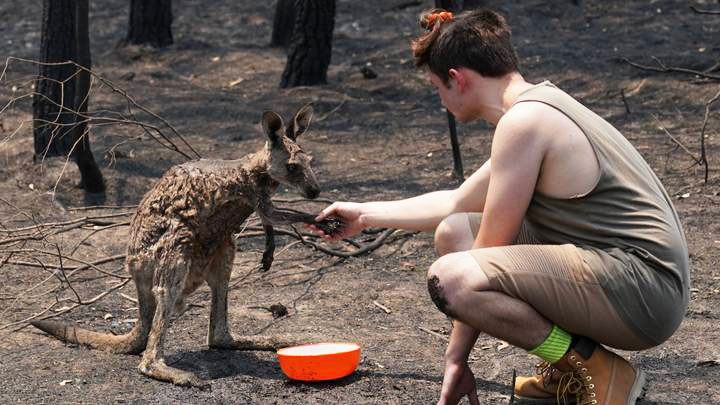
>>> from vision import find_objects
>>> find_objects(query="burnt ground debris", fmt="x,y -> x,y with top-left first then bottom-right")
0,0 -> 719,404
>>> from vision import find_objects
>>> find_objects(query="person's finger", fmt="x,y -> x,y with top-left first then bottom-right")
316,202 -> 340,221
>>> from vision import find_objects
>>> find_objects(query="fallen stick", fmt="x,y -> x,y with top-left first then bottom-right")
119,293 -> 138,303
418,326 -> 448,342
373,300 -> 392,314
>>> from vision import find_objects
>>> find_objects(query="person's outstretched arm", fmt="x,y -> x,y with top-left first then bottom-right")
314,159 -> 491,240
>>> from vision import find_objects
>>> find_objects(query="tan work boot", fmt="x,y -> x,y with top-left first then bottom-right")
514,360 -> 580,404
562,339 -> 646,405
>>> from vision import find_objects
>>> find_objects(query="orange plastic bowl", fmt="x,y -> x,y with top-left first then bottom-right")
277,342 -> 361,381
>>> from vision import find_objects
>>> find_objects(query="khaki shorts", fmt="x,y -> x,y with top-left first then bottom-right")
465,213 -> 683,350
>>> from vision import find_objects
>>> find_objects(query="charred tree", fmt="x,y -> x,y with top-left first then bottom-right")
124,0 -> 173,48
434,0 -> 465,182
435,0 -> 464,13
271,0 -> 296,48
280,0 -> 336,88
33,0 -> 105,193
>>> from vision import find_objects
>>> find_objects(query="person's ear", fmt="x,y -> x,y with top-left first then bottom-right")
448,68 -> 466,92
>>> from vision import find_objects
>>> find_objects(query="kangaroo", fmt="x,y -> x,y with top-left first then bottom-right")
31,103 -> 326,387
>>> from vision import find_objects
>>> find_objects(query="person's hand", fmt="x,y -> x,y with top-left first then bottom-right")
437,360 -> 479,405
310,201 -> 365,241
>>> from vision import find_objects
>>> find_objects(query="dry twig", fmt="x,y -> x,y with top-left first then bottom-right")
691,6 -> 720,15
419,326 -> 449,342
0,202 -> 411,332
1,56 -> 200,184
622,57 -> 720,81
699,88 -> 720,183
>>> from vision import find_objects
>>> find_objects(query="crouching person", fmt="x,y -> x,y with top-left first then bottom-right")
312,8 -> 689,405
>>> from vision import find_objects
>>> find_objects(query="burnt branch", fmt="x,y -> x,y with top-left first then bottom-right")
690,6 -> 720,15
623,57 -> 720,81
700,88 -> 720,184
623,57 -> 718,182
0,201 -> 409,332
651,114 -> 703,166
1,57 -> 201,176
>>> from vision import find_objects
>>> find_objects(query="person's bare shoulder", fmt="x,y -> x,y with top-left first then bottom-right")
493,102 -> 550,156
500,100 -> 599,198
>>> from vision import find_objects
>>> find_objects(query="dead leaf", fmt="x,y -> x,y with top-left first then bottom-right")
59,380 -> 73,386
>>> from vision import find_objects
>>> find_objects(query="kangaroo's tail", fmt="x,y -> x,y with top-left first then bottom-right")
30,320 -> 147,355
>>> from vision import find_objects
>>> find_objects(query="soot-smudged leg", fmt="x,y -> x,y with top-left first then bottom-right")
125,257 -> 157,354
137,248 -> 207,388
207,238 -> 236,348
206,238 -> 312,351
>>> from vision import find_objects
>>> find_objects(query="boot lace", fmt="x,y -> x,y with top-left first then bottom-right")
534,361 -> 554,388
567,354 -> 599,405
556,371 -> 583,405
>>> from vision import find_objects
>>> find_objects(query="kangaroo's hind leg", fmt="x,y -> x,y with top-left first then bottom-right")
137,246 -> 207,388
206,238 -> 310,351
123,255 -> 158,354
206,237 -> 237,348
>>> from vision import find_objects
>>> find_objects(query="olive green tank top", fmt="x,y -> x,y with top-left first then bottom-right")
514,81 -> 689,291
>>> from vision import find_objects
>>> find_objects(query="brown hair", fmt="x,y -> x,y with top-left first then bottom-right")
411,8 -> 519,85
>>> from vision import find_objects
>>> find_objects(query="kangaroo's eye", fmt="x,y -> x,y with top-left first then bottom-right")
286,163 -> 300,174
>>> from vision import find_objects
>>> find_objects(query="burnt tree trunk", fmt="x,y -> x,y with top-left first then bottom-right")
124,0 -> 173,48
33,0 -> 105,193
280,0 -> 335,88
271,0 -> 296,48
435,0 -> 464,12
436,0 -> 465,182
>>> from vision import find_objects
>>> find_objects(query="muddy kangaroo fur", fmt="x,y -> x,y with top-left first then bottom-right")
31,104 -> 325,388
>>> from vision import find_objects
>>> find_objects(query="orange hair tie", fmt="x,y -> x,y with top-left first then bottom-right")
428,11 -> 453,30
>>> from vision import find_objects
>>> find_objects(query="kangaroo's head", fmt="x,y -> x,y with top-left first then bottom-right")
261,103 -> 320,199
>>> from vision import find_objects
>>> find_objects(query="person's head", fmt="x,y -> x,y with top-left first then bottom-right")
411,8 -> 519,86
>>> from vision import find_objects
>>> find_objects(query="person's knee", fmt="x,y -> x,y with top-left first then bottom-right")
426,255 -> 465,318
434,213 -> 473,256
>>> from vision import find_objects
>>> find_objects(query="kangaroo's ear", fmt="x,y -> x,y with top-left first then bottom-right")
262,111 -> 284,146
287,103 -> 314,141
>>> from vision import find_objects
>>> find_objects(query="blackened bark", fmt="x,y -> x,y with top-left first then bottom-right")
435,0 -> 464,182
434,0 -> 464,12
33,0 -> 105,193
124,0 -> 173,48
280,0 -> 335,88
271,0 -> 296,48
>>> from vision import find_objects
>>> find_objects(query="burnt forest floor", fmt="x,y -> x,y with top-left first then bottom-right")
0,0 -> 718,404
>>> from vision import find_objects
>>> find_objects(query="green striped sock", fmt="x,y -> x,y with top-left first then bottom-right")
529,324 -> 572,364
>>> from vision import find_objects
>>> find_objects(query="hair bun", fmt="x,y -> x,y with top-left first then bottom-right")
421,10 -> 453,31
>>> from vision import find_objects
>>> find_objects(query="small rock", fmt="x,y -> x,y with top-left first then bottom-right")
269,304 -> 288,319
360,66 -> 377,79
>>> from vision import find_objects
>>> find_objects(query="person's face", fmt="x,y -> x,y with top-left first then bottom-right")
429,71 -> 467,121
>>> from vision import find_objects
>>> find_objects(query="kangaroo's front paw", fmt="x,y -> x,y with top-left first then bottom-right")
261,250 -> 274,271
